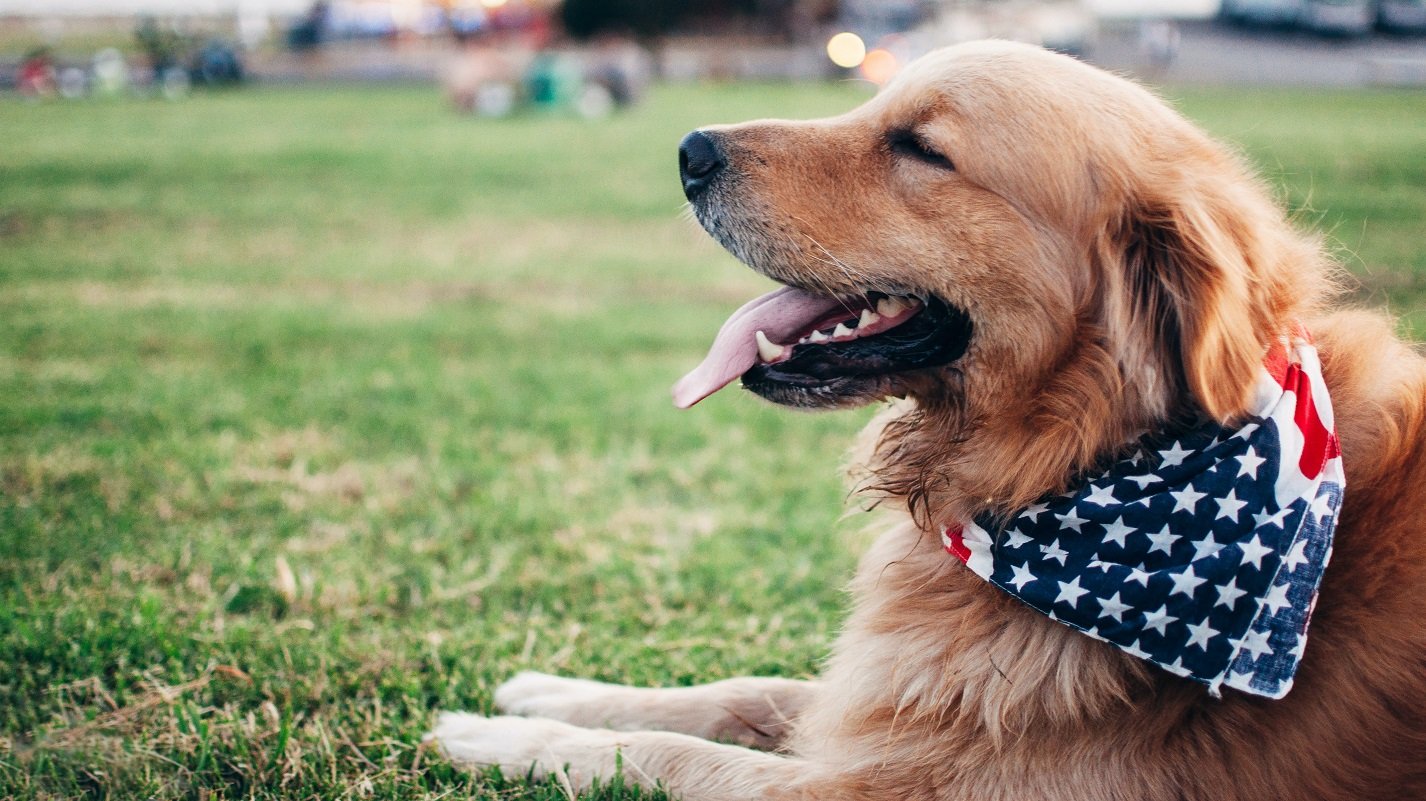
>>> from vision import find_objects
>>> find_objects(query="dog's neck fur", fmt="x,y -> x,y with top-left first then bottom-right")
858,325 -> 1182,529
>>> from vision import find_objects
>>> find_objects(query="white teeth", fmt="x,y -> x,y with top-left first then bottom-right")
833,322 -> 854,339
859,309 -> 880,328
755,330 -> 786,362
877,297 -> 908,318
808,330 -> 830,343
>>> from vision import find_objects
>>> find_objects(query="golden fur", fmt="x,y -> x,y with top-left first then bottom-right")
432,41 -> 1426,800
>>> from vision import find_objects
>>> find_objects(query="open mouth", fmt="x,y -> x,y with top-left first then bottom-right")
672,286 -> 974,408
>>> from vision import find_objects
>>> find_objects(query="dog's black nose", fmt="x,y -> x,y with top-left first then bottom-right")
678,130 -> 725,201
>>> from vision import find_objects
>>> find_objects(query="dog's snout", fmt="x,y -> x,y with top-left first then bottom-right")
679,130 -> 725,201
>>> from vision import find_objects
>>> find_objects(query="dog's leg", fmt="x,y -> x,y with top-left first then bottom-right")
430,713 -> 833,801
493,671 -> 816,750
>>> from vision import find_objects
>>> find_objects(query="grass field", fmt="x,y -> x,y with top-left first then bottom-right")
1,80 -> 1423,800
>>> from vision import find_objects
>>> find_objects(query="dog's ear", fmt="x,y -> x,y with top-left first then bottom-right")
1109,177 -> 1280,422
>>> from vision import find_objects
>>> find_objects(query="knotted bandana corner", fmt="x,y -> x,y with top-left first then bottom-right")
943,334 -> 1344,699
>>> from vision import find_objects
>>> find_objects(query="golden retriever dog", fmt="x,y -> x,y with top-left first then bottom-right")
432,41 -> 1426,800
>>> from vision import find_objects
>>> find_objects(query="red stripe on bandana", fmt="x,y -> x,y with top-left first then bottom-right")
942,524 -> 971,563
1265,333 -> 1339,480
1283,362 -> 1341,480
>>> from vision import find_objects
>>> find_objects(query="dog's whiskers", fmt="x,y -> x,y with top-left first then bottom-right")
786,222 -> 877,316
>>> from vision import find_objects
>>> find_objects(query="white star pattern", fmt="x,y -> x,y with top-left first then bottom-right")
1083,484 -> 1119,506
1252,507 -> 1291,529
1239,535 -> 1272,570
1215,577 -> 1248,609
1308,492 -> 1335,522
1168,565 -> 1207,597
1096,591 -> 1132,623
1039,539 -> 1069,565
1143,605 -> 1178,636
1237,446 -> 1266,478
1003,528 -> 1032,549
1055,577 -> 1091,608
1008,563 -> 1036,591
1184,620 -> 1219,651
1159,441 -> 1192,467
1102,516 -> 1136,548
1262,582 -> 1292,614
1126,566 -> 1152,587
1022,502 -> 1050,522
1124,473 -> 1158,490
1169,484 -> 1207,513
1215,489 -> 1247,521
1055,511 -> 1088,532
1281,539 -> 1311,573
1146,525 -> 1180,555
1230,629 -> 1273,661
1191,533 -> 1226,562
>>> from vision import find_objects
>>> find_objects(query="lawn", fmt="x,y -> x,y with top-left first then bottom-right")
1,80 -> 1423,800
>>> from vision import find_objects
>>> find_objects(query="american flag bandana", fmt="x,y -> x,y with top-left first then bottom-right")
943,334 -> 1344,698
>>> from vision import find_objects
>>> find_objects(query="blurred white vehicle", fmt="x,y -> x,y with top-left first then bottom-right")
1377,0 -> 1426,32
1220,0 -> 1303,26
1300,0 -> 1374,35
931,1 -> 1097,56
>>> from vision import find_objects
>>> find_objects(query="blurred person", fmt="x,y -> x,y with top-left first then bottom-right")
17,47 -> 56,98
586,30 -> 651,109
288,1 -> 331,52
1139,18 -> 1180,73
135,15 -> 185,86
92,48 -> 132,98
444,30 -> 533,116
449,4 -> 488,44
57,67 -> 87,99
191,39 -> 244,87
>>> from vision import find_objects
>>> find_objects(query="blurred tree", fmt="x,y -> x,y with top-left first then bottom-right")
559,0 -> 776,41
559,0 -> 681,40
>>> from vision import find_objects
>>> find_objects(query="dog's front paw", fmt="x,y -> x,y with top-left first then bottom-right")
428,712 -> 597,780
494,671 -> 618,718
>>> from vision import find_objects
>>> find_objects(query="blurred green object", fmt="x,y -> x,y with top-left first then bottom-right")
525,51 -> 583,108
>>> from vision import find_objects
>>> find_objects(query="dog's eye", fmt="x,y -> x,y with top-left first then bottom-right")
889,132 -> 954,171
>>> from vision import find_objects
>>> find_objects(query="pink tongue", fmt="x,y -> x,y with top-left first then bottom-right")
672,286 -> 847,409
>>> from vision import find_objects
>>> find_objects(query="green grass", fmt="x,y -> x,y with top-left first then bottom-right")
1,81 -> 1422,800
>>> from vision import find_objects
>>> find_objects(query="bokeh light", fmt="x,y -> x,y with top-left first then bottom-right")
826,32 -> 866,69
860,48 -> 899,85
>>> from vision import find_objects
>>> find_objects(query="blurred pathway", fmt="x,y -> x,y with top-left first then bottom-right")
1092,20 -> 1426,87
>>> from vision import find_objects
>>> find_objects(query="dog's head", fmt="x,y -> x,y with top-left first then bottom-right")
675,41 -> 1330,515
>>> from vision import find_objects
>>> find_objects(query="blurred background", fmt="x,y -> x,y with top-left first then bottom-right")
2,2 -> 1423,800
3,0 -> 1425,99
